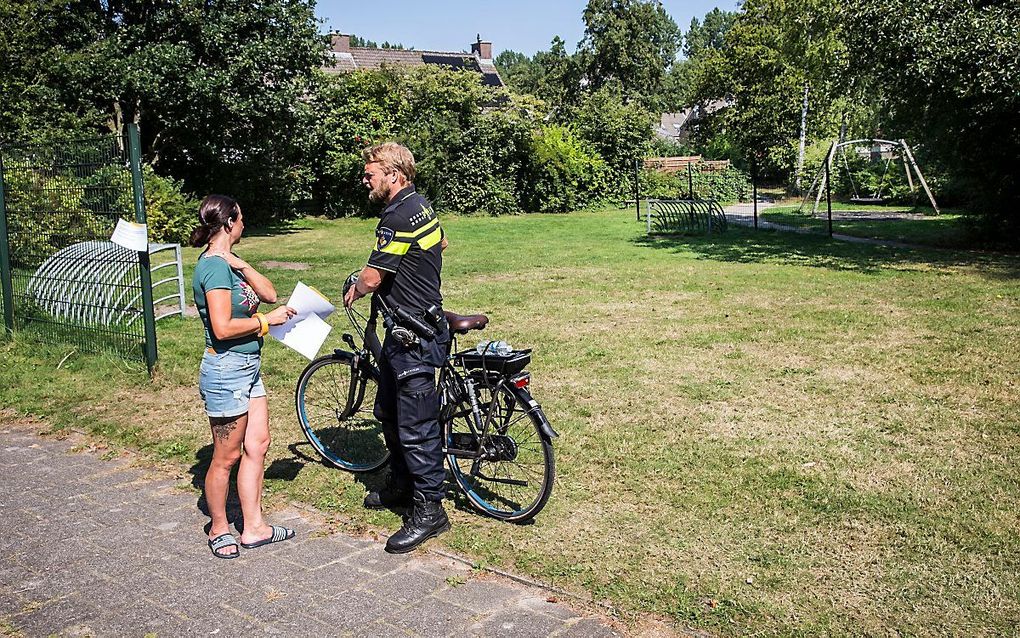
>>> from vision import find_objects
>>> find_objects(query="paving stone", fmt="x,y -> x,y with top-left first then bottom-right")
273,536 -> 359,570
289,559 -> 367,598
364,567 -> 446,607
382,594 -> 477,638
0,428 -> 620,637
220,592 -> 316,629
355,620 -> 414,638
470,607 -> 568,638
302,589 -> 390,632
436,578 -> 526,613
343,546 -> 408,576
519,594 -> 582,621
7,593 -> 96,636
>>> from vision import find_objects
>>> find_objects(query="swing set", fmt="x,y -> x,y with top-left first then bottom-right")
799,139 -> 940,215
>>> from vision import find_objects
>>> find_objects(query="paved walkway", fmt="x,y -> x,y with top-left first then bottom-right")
723,201 -> 932,249
722,200 -> 786,231
0,425 -> 621,638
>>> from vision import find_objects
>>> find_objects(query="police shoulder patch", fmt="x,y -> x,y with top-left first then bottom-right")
376,227 -> 395,249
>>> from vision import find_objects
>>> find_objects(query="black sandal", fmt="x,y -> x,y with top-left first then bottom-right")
208,533 -> 240,559
240,525 -> 295,549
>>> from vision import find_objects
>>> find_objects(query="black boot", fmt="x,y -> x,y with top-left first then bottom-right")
384,491 -> 450,554
363,480 -> 412,510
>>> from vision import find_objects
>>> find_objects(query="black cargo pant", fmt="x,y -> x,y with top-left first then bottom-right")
373,328 -> 450,502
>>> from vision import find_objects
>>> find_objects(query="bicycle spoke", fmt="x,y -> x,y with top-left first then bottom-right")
298,358 -> 388,471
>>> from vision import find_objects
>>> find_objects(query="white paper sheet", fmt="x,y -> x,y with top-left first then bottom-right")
110,219 -> 148,251
272,311 -> 332,360
268,282 -> 335,359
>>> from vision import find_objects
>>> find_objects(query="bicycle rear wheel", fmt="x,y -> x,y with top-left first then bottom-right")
295,353 -> 389,472
444,383 -> 554,522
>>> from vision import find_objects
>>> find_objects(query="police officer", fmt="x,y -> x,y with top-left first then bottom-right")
343,142 -> 451,554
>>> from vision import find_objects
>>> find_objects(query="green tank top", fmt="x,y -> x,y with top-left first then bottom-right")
192,253 -> 262,354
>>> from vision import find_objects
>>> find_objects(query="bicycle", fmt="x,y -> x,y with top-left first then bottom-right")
295,277 -> 557,522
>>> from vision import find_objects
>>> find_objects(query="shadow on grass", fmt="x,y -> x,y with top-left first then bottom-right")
634,227 -> 1020,279
244,219 -> 314,238
189,442 -> 309,534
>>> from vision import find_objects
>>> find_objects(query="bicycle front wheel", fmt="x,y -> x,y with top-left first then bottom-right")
444,383 -> 555,522
295,353 -> 389,472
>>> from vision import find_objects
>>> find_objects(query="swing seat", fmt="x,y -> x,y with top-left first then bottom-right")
850,197 -> 886,205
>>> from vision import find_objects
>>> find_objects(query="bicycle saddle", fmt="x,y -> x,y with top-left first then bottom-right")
444,311 -> 489,334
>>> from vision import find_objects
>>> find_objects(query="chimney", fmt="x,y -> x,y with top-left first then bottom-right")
330,33 -> 350,53
471,34 -> 492,60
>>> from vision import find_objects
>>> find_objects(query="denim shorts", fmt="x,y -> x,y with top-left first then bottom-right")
198,350 -> 266,418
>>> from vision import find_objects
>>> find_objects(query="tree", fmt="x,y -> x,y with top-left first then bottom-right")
577,0 -> 682,108
844,0 -> 1020,237
714,0 -> 847,177
562,86 -> 653,177
350,34 -> 407,49
2,0 -> 325,222
494,49 -> 543,96
534,36 -> 585,106
684,8 -> 737,59
0,1 -> 105,145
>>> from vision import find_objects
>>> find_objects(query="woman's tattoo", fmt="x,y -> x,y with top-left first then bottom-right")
210,416 -> 239,440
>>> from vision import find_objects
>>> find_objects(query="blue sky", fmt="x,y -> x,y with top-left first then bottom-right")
315,1 -> 739,57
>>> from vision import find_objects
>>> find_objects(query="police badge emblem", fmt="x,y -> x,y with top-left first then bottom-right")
376,227 -> 395,249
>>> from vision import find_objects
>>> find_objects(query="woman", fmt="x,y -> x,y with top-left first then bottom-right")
190,194 -> 296,559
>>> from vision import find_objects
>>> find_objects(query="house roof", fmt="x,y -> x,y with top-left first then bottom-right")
655,100 -> 733,139
324,48 -> 505,87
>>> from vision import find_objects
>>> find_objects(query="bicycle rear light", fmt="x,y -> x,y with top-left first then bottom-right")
512,373 -> 530,388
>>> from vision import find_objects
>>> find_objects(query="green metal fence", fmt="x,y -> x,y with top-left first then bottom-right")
0,124 -> 157,372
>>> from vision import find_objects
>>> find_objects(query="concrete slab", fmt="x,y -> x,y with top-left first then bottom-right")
0,428 -> 623,637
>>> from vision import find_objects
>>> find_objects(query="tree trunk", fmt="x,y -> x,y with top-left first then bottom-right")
795,83 -> 809,193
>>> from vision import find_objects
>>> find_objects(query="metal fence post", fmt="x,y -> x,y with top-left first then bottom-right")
634,159 -> 641,222
752,158 -> 759,229
127,124 -> 158,374
0,155 -> 14,334
687,161 -> 694,200
825,156 -> 833,238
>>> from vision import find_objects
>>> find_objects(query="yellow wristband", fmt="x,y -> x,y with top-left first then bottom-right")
255,312 -> 269,337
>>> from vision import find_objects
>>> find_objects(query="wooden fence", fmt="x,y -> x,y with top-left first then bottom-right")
643,156 -> 731,173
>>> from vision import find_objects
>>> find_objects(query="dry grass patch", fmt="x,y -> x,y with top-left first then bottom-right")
2,210 -> 1019,636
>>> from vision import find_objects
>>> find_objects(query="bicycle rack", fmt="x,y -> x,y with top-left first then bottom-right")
645,198 -> 728,235
26,240 -> 186,327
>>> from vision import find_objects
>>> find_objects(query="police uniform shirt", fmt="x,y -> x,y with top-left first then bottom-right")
367,185 -> 444,314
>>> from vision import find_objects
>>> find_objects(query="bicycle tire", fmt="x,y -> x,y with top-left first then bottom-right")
295,352 -> 389,472
444,383 -> 555,522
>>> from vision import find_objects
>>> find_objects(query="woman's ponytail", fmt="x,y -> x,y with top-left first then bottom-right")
189,194 -> 240,248
189,224 -> 213,247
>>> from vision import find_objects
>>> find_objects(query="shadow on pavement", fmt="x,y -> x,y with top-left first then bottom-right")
189,443 -> 310,533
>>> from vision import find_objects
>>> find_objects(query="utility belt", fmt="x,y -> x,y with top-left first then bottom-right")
377,297 -> 446,347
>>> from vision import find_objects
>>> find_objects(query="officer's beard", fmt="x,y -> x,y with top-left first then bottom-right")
367,180 -> 391,205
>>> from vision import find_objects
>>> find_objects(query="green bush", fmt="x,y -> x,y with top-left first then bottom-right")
523,124 -> 609,213
567,87 -> 654,188
639,166 -> 750,202
311,68 -> 622,216
3,170 -> 109,268
142,168 -> 200,244
79,164 -> 199,244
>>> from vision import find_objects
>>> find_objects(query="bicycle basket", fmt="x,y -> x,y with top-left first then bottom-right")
453,348 -> 532,376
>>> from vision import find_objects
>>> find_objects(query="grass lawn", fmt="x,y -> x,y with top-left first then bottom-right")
2,208 -> 1019,636
761,204 -> 970,248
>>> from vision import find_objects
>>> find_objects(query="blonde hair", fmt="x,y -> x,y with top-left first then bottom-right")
362,142 -> 416,182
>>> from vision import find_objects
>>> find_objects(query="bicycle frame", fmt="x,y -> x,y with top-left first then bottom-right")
300,291 -> 556,520
343,302 -> 544,460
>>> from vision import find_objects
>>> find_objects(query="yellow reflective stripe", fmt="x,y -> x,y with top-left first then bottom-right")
393,217 -> 439,238
378,239 -> 411,255
417,226 -> 443,250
